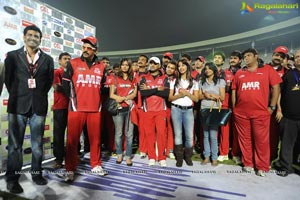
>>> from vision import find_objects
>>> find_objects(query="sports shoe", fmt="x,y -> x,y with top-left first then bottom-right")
242,166 -> 254,173
256,170 -> 266,177
232,156 -> 242,165
91,165 -> 108,176
140,152 -> 147,159
148,159 -> 155,166
159,160 -> 167,167
168,152 -> 175,159
217,155 -> 229,162
64,171 -> 75,182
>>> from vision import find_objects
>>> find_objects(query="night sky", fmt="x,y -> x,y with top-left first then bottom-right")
41,0 -> 299,52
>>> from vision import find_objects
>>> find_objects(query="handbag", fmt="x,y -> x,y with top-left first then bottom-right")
201,99 -> 232,126
103,76 -> 118,115
103,97 -> 118,115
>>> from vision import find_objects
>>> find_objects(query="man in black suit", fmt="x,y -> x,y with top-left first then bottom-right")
4,25 -> 54,193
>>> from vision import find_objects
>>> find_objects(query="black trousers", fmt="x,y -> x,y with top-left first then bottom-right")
279,117 -> 300,172
53,109 -> 68,163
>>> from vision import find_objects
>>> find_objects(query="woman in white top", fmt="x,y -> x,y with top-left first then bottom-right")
199,62 -> 225,166
169,59 -> 199,167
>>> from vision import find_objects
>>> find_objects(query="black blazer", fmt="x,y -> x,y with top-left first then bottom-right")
4,47 -> 54,116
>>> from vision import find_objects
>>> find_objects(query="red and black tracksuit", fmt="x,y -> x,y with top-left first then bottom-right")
140,72 -> 170,161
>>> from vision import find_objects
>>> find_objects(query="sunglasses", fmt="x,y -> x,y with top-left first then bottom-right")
82,46 -> 96,51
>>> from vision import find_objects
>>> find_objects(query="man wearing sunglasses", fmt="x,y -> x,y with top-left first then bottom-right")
62,36 -> 108,181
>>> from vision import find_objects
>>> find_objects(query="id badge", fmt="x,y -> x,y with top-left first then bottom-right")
28,78 -> 36,88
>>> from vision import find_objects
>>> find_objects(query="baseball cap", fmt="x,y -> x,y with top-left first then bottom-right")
196,56 -> 206,63
149,57 -> 161,65
274,46 -> 289,54
81,36 -> 98,48
163,52 -> 173,60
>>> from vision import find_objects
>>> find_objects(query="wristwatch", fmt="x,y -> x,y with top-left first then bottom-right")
269,106 -> 276,111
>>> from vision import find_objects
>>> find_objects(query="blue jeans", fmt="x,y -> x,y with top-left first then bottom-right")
6,113 -> 46,182
171,106 -> 194,148
112,110 -> 134,158
203,125 -> 219,161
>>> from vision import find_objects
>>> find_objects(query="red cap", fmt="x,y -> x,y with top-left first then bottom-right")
81,36 -> 98,48
274,46 -> 288,54
163,52 -> 173,60
196,56 -> 206,63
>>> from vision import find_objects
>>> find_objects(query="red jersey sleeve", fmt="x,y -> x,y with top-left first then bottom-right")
53,68 -> 63,85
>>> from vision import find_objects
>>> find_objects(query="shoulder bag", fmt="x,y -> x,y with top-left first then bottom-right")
201,99 -> 232,127
103,76 -> 118,115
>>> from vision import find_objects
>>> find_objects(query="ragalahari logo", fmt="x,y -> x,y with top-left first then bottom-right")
240,2 -> 254,15
240,2 -> 299,15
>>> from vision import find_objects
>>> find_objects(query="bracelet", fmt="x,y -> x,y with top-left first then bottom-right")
269,106 -> 276,111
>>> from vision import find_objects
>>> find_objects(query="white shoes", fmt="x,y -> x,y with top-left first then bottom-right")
148,159 -> 155,166
242,166 -> 254,173
64,171 -> 75,182
159,160 -> 167,167
256,170 -> 266,177
168,152 -> 175,159
91,165 -> 108,176
140,152 -> 147,159
217,155 -> 229,162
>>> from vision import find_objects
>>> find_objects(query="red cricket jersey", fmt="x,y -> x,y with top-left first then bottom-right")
142,73 -> 168,112
52,67 -> 69,109
69,58 -> 105,112
232,65 -> 282,117
115,76 -> 136,107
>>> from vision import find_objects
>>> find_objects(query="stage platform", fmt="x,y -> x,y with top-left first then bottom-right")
0,154 -> 299,200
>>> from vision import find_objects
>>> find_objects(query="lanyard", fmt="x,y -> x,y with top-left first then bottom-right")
25,53 -> 39,77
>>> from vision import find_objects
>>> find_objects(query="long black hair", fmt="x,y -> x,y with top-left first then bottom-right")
175,59 -> 193,89
116,58 -> 134,81
200,62 -> 219,85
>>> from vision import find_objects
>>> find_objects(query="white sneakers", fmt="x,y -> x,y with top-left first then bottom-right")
140,152 -> 147,159
64,171 -> 75,182
256,170 -> 266,177
64,166 -> 108,182
149,159 -> 167,167
148,159 -> 155,166
217,155 -> 229,162
168,152 -> 175,159
242,166 -> 255,173
91,165 -> 108,176
159,160 -> 167,167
